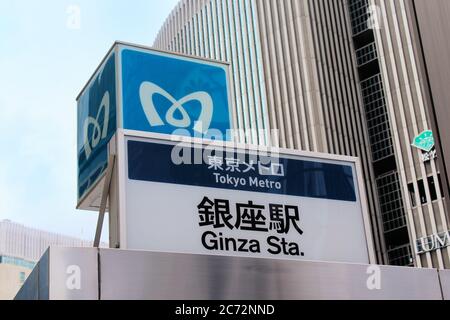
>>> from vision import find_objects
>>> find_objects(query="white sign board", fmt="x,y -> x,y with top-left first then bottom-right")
113,131 -> 375,264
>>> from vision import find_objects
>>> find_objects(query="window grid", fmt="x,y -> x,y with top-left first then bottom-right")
376,172 -> 407,233
0,255 -> 36,269
387,244 -> 414,267
356,42 -> 378,66
349,0 -> 370,35
360,75 -> 394,161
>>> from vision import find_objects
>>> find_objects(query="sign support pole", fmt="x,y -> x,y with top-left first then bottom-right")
94,155 -> 116,247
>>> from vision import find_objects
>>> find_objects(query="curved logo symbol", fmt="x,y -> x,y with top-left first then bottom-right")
83,91 -> 110,159
139,81 -> 213,134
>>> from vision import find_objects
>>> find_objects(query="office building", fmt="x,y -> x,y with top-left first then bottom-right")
0,220 -> 95,299
152,0 -> 450,268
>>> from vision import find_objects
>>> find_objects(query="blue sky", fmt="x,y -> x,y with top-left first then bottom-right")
0,0 -> 179,240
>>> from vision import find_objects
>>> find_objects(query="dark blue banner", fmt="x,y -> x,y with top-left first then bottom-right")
78,53 -> 117,200
127,140 -> 357,202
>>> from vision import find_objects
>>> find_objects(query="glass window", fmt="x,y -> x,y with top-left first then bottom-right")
356,42 -> 378,66
19,272 -> 26,283
418,180 -> 427,205
408,183 -> 417,207
387,244 -> 414,266
360,74 -> 394,162
349,0 -> 370,36
428,176 -> 438,202
376,172 -> 407,232
1,256 -> 36,269
438,174 -> 444,198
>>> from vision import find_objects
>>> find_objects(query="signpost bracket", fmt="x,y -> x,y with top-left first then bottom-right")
94,154 -> 116,247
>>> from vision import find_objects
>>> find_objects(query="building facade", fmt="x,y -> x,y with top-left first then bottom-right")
0,220 -> 96,299
348,0 -> 450,269
153,0 -> 450,269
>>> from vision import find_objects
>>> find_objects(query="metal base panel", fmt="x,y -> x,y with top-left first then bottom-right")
15,247 -> 448,300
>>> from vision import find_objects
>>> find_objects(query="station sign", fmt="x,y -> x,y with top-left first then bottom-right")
114,131 -> 375,264
77,42 -> 233,208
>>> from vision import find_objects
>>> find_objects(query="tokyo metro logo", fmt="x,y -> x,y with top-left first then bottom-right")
83,91 -> 110,159
139,81 -> 214,134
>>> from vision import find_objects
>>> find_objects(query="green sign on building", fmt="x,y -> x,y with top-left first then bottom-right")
411,130 -> 435,153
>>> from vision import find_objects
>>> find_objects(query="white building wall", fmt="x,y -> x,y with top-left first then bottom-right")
0,220 -> 95,263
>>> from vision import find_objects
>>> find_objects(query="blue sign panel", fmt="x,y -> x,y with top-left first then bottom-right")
77,53 -> 117,200
127,140 -> 357,202
121,48 -> 232,139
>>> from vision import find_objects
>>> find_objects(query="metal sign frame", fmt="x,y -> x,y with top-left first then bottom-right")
108,129 -> 376,264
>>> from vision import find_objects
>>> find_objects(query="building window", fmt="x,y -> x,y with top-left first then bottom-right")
417,179 -> 427,205
376,171 -> 407,233
360,74 -> 394,162
428,176 -> 438,202
349,0 -> 370,36
0,256 -> 36,269
409,175 -> 443,207
19,272 -> 26,284
387,244 -> 414,266
356,42 -> 378,66
408,183 -> 417,208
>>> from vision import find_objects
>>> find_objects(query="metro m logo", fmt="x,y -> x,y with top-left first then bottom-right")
77,51 -> 116,201
139,82 -> 213,134
121,48 -> 231,139
83,91 -> 110,159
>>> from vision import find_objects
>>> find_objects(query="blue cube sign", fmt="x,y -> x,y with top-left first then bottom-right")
77,43 -> 232,202
121,48 -> 232,137
77,53 -> 117,201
